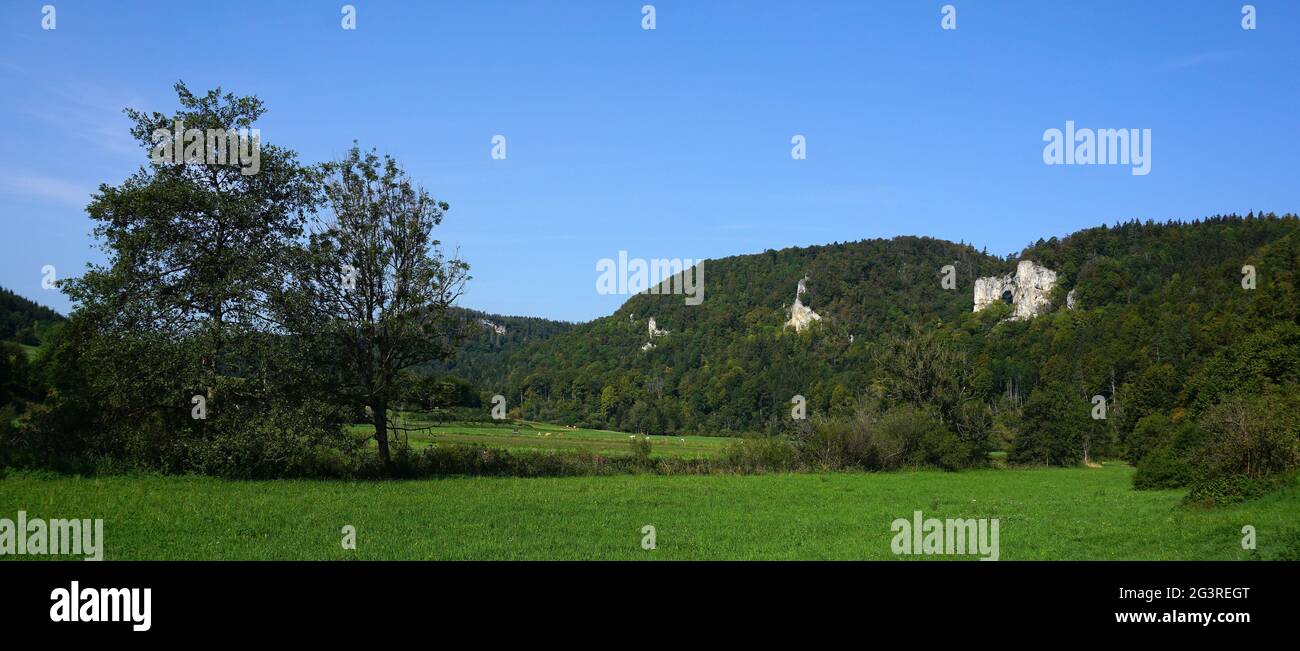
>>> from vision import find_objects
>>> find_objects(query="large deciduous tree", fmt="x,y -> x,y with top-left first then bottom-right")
56,82 -> 339,474
73,82 -> 319,388
284,146 -> 469,466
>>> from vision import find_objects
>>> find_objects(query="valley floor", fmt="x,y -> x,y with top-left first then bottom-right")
1,463 -> 1295,560
349,416 -> 736,458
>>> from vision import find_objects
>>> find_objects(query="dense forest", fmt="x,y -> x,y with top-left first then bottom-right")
454,236 -> 1003,431
422,308 -> 575,388
450,215 -> 1297,436
0,290 -> 63,417
0,287 -> 63,345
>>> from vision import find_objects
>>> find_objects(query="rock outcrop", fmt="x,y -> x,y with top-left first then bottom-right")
642,317 -> 668,351
647,317 -> 668,338
973,260 -> 1058,320
785,274 -> 822,332
478,318 -> 507,335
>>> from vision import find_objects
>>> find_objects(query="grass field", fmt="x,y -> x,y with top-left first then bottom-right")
18,343 -> 39,361
349,415 -> 737,458
2,463 -> 1296,560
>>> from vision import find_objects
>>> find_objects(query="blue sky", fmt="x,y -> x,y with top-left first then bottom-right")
1,1 -> 1297,322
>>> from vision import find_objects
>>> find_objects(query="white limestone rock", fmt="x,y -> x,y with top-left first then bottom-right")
973,260 -> 1058,320
647,317 -> 668,338
785,274 -> 822,332
478,318 -> 507,335
641,317 -> 668,352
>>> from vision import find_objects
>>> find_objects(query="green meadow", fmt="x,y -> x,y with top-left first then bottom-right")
350,415 -> 737,458
2,462 -> 1295,560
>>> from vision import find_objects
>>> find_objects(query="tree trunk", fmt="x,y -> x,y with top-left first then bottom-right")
373,399 -> 391,467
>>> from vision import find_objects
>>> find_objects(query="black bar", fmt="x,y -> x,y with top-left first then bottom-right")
2,561 -> 1292,639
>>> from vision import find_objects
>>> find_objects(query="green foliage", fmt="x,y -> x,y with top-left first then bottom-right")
421,308 -> 574,388
8,83 -> 347,475
0,287 -> 63,345
873,325 -> 984,443
448,236 -> 1007,435
1117,363 -> 1180,452
398,373 -> 482,411
717,435 -> 799,473
1195,385 -> 1300,481
279,144 -> 470,466
1132,416 -> 1207,489
443,215 -> 1300,460
1184,473 -> 1295,508
873,403 -> 970,470
1249,529 -> 1300,561
1073,255 -> 1129,307
0,341 -> 38,411
628,435 -> 653,461
1134,385 -> 1300,500
1126,412 -> 1176,466
1185,323 -> 1300,414
1010,382 -> 1089,466
723,402 -> 982,473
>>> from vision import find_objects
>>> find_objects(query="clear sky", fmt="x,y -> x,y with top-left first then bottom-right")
1,1 -> 1297,322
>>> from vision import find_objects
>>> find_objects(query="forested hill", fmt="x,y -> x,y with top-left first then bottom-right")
423,308 -> 576,387
0,287 -> 64,345
455,235 -> 1011,430
445,214 -> 1299,438
1018,215 -> 1298,312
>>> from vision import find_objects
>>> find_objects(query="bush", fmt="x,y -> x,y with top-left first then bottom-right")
1132,417 -> 1207,489
0,395 -> 97,473
1125,412 -> 1175,466
629,435 -> 653,463
796,414 -> 876,470
1132,386 -> 1299,501
876,404 -> 971,470
360,442 -> 683,479
1184,473 -> 1294,507
788,403 -> 980,472
1195,385 -> 1300,480
718,435 -> 799,473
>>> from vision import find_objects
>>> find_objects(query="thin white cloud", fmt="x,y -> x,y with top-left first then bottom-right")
1,67 -> 145,159
0,170 -> 95,208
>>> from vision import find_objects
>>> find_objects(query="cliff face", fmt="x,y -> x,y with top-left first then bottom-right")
785,274 -> 822,332
478,318 -> 507,335
973,260 -> 1058,319
647,317 -> 668,338
642,317 -> 669,351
